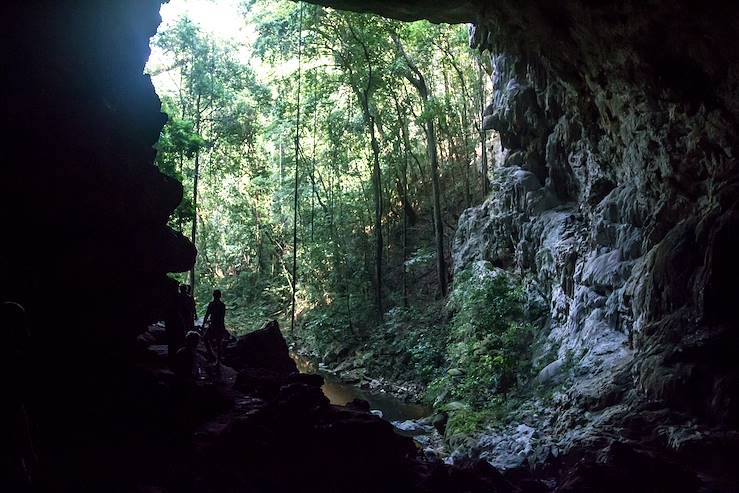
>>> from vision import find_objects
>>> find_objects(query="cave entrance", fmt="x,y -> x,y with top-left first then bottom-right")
146,0 -> 494,341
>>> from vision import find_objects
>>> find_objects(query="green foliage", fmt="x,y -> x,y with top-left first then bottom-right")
446,406 -> 495,438
426,263 -> 536,412
404,247 -> 435,271
444,395 -> 525,439
367,304 -> 448,384
147,2 -> 499,402
293,300 -> 449,386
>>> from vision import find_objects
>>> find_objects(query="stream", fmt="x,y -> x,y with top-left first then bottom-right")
291,353 -> 432,422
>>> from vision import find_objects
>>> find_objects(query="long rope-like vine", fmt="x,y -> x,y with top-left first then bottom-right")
290,2 -> 304,332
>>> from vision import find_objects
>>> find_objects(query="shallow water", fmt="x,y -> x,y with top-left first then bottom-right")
292,353 -> 432,422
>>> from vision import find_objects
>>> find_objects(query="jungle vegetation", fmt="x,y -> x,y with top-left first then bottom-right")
148,0 -> 538,434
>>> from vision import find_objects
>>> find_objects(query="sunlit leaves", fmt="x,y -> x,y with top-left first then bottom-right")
149,0 -> 483,338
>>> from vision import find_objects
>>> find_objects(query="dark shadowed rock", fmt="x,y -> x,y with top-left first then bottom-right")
223,320 -> 298,375
286,372 -> 324,388
555,442 -> 702,493
234,367 -> 283,400
346,398 -> 371,412
275,382 -> 331,416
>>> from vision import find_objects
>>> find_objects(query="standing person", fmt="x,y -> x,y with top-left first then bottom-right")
203,290 -> 227,365
177,284 -> 197,333
185,284 -> 197,324
173,331 -> 202,381
165,290 -> 185,362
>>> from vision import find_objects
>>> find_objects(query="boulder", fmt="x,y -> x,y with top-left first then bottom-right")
535,358 -> 565,385
234,367 -> 283,400
223,320 -> 298,376
346,398 -> 371,413
431,413 -> 449,436
393,419 -> 433,436
275,382 -> 330,416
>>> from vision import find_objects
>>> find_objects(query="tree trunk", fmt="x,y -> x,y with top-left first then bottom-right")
291,3 -> 305,332
394,35 -> 448,298
348,23 -> 384,320
369,114 -> 384,319
311,87 -> 318,242
189,93 -> 202,291
426,117 -> 448,298
390,89 -> 418,226
438,41 -> 473,208
254,201 -> 263,281
402,127 -> 409,308
448,56 -> 472,208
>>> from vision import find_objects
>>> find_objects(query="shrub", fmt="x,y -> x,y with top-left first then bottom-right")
446,405 -> 498,438
426,262 -> 536,412
364,303 -> 448,383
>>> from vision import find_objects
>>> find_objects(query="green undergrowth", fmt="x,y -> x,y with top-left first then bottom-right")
290,296 -> 449,386
365,302 -> 449,384
444,395 -> 521,438
197,273 -> 290,336
423,262 -> 540,437
283,261 -> 545,442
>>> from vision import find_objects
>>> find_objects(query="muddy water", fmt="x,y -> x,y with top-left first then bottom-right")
292,353 -> 432,422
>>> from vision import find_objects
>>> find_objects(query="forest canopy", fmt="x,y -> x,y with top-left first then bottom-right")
147,0 -> 492,334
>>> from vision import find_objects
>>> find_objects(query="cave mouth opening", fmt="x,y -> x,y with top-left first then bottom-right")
145,0 -> 493,341
6,1 -> 739,491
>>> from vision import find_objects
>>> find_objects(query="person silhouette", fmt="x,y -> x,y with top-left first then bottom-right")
165,290 -> 185,361
177,284 -> 197,333
203,290 -> 227,365
173,330 -> 202,381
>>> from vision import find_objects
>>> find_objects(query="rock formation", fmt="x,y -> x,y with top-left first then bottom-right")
456,8 -> 739,488
3,0 -> 738,491
2,1 -> 195,343
2,1 -> 194,490
313,0 -> 739,489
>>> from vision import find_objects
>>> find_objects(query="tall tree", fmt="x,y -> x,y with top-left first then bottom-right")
150,1 -> 482,335
153,16 -> 252,293
393,33 -> 448,298
320,14 -> 389,320
290,2 -> 304,332
478,59 -> 489,198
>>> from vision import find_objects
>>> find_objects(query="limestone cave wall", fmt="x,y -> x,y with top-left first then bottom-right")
2,1 -> 194,487
313,0 -> 739,486
2,0 -> 193,347
459,0 -> 739,429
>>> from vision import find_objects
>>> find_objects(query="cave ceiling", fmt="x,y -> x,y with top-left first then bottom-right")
300,0 -> 479,24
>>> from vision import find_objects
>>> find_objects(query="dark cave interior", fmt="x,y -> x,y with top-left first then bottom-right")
1,1 -> 738,491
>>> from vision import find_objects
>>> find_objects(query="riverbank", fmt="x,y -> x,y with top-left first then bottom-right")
290,344 -> 425,397
126,321 -> 520,492
284,301 -> 449,404
290,348 -> 451,461
291,351 -> 431,420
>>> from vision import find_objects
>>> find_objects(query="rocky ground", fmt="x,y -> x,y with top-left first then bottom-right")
127,321 -> 534,493
277,325 -> 739,493
300,2 -> 739,490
